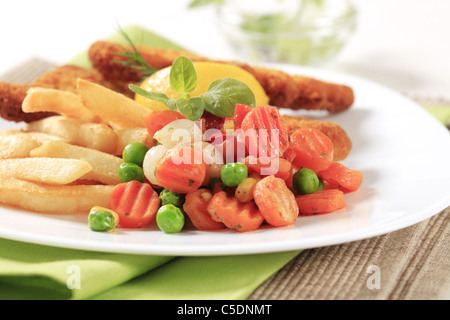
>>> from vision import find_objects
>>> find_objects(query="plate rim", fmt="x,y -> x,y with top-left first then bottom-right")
0,62 -> 449,256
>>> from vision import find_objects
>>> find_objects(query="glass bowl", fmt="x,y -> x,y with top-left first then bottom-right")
215,0 -> 357,67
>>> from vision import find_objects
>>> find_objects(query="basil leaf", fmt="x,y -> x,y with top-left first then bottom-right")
170,57 -> 198,94
201,78 -> 256,118
177,97 -> 205,121
129,84 -> 177,111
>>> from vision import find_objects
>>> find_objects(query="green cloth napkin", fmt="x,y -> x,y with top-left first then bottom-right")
0,25 -> 300,300
423,105 -> 450,126
0,238 -> 298,300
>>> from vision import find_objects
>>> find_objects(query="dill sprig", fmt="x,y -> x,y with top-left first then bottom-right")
111,29 -> 158,78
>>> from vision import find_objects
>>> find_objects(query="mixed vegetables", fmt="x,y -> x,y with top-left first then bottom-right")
88,57 -> 363,234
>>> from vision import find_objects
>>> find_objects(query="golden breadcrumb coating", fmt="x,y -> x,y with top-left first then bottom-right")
88,40 -> 354,113
0,65 -> 132,123
282,115 -> 352,161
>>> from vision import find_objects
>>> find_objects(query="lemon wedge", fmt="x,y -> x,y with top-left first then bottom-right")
135,62 -> 269,112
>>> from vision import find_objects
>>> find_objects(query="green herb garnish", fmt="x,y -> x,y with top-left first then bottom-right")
202,78 -> 256,118
177,96 -> 205,122
170,56 -> 198,94
111,29 -> 158,77
129,57 -> 256,121
129,87 -> 178,111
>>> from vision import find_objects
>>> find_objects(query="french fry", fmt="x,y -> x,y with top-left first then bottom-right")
22,87 -> 102,123
78,122 -> 118,154
0,158 -> 93,185
24,116 -> 118,154
114,127 -> 156,155
24,116 -> 81,144
24,131 -> 63,145
0,133 -> 39,159
0,129 -> 22,136
30,140 -> 123,185
77,78 -> 149,128
0,175 -> 114,214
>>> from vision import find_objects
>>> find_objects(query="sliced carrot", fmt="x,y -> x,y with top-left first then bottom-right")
183,189 -> 225,231
109,181 -> 160,229
245,156 -> 292,181
241,105 -> 290,158
233,103 -> 254,128
295,189 -> 346,216
318,162 -> 363,192
155,145 -> 206,194
143,110 -> 186,137
285,167 -> 294,188
207,191 -> 264,232
214,134 -> 247,164
323,180 -> 340,191
253,175 -> 299,227
290,128 -> 334,173
281,143 -> 296,163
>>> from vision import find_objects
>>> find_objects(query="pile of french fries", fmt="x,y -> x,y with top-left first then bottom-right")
0,79 -> 155,214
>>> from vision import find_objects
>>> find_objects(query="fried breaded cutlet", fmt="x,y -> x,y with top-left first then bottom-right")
88,41 -> 354,113
88,40 -> 207,83
248,67 -> 355,113
0,65 -> 133,123
33,65 -> 133,98
0,82 -> 54,123
281,115 -> 352,161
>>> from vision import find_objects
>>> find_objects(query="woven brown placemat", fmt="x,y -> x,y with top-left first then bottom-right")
1,59 -> 449,300
249,207 -> 449,300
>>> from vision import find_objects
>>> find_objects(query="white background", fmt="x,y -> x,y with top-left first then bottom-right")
0,0 -> 449,100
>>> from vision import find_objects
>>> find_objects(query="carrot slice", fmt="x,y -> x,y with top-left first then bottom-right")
245,156 -> 292,181
207,191 -> 264,232
241,105 -> 290,158
296,189 -> 346,216
109,181 -> 160,229
233,103 -> 254,128
143,110 -> 186,137
281,142 -> 296,163
253,175 -> 299,227
318,162 -> 363,192
290,128 -> 334,173
214,134 -> 247,164
183,189 -> 225,230
155,145 -> 206,194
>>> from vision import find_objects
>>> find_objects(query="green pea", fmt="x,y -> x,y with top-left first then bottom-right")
317,178 -> 324,191
118,163 -> 145,183
293,168 -> 320,195
122,142 -> 149,166
159,189 -> 185,207
156,204 -> 185,234
220,163 -> 248,187
88,208 -> 118,232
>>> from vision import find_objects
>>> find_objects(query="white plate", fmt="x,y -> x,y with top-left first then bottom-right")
1,64 -> 449,256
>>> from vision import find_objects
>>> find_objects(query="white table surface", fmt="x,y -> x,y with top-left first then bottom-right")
0,0 -> 449,100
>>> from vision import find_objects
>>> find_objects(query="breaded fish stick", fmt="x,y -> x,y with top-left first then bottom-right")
0,65 -> 131,123
281,115 -> 353,161
88,41 -> 354,113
